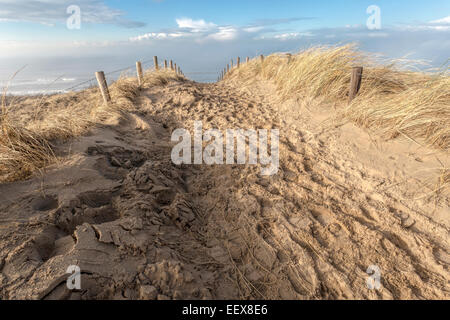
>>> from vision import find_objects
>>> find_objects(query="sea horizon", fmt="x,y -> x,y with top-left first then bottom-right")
0,55 -> 220,96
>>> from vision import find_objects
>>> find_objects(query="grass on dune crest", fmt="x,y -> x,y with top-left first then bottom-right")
225,44 -> 449,151
0,69 -> 184,182
225,44 -> 449,194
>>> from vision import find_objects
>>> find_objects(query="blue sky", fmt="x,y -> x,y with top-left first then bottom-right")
0,0 -> 449,82
1,1 -> 449,40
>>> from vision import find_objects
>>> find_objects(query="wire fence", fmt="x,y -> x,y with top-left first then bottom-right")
62,64 -> 220,92
2,58 -> 222,97
63,58 -> 157,92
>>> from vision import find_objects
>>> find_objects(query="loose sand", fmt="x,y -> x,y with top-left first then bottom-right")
0,78 -> 448,300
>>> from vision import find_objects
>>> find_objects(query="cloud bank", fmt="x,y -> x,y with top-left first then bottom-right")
0,0 -> 145,28
125,16 -> 449,69
1,14 -> 448,82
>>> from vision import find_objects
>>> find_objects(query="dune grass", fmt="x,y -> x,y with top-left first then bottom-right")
225,44 -> 449,194
0,68 -> 184,182
226,45 -> 449,149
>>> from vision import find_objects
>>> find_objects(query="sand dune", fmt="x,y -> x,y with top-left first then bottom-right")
0,73 -> 448,299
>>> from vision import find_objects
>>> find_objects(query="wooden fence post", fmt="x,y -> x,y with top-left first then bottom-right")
227,64 -> 230,73
287,53 -> 292,63
164,60 -> 168,69
231,59 -> 233,68
170,60 -> 174,70
136,61 -> 144,86
349,67 -> 363,103
154,56 -> 159,70
246,57 -> 249,63
260,55 -> 264,63
237,57 -> 240,68
95,71 -> 111,105
178,66 -> 181,74
174,63 -> 177,74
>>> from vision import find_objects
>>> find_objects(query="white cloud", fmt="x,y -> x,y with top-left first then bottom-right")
132,18 -> 240,42
207,26 -> 238,41
130,16 -> 319,43
130,33 -> 168,41
243,26 -> 264,33
71,40 -> 116,48
273,32 -> 302,40
366,32 -> 390,38
256,32 -> 313,41
430,16 -> 450,24
399,24 -> 450,32
129,32 -> 190,42
176,18 -> 216,32
395,16 -> 450,32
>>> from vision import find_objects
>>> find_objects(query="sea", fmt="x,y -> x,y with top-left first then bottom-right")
0,56 -> 218,96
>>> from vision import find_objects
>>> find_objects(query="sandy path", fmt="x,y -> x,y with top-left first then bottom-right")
0,79 -> 448,299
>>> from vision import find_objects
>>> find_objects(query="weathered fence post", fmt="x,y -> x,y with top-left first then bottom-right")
287,53 -> 292,63
178,66 -> 181,74
95,71 -> 111,105
164,60 -> 168,69
136,61 -> 144,86
170,60 -> 174,70
154,56 -> 159,70
246,57 -> 249,63
227,64 -> 230,73
349,66 -> 363,103
260,55 -> 264,63
174,63 -> 177,74
237,57 -> 240,68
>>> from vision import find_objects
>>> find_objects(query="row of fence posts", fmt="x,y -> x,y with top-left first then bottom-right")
218,54 -> 364,103
95,56 -> 184,105
218,55 -> 263,82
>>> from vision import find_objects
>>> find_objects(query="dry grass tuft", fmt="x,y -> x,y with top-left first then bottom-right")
0,68 -> 183,182
143,68 -> 186,87
0,118 -> 55,182
345,75 -> 450,150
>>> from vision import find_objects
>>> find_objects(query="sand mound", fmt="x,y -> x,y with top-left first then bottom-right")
0,77 -> 448,300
